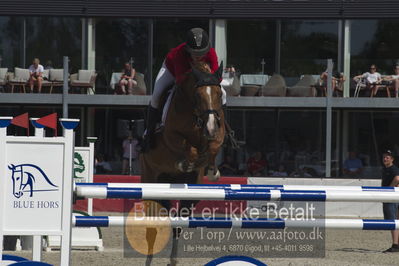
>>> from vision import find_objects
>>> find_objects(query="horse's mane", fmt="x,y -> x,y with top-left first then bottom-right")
191,61 -> 211,74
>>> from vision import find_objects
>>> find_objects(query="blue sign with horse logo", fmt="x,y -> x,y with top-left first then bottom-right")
8,164 -> 58,199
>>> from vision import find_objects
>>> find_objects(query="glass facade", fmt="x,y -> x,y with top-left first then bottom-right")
0,17 -> 81,70
226,20 -> 276,75
281,20 -> 338,84
343,110 -> 399,178
0,17 -> 23,69
351,20 -> 399,76
95,18 -> 150,94
1,16 -> 399,179
227,109 -> 328,178
25,17 -> 82,71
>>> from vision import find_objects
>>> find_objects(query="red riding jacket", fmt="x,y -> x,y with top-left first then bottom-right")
165,43 -> 219,84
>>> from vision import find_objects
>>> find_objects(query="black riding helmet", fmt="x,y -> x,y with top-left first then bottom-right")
185,28 -> 210,57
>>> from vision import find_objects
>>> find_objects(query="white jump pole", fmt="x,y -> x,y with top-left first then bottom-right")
75,182 -> 399,192
72,216 -> 399,231
75,186 -> 399,203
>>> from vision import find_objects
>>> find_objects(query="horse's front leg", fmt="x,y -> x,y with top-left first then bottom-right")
176,145 -> 198,173
206,142 -> 221,181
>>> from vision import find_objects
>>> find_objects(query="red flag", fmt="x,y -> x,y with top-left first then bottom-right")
37,113 -> 58,136
11,113 -> 29,136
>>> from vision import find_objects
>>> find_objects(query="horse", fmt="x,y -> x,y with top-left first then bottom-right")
140,61 -> 225,185
139,61 -> 225,264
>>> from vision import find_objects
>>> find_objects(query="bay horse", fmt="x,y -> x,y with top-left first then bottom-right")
139,61 -> 225,264
140,61 -> 225,185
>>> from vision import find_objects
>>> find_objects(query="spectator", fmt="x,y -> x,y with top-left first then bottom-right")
343,151 -> 363,177
122,135 -> 139,175
381,150 -> 399,252
246,151 -> 267,177
382,65 -> 399,98
119,62 -> 137,95
219,155 -> 238,176
290,166 -> 314,178
353,64 -> 382,97
220,65 -> 236,87
272,164 -> 288,177
28,58 -> 44,93
44,60 -> 54,70
95,154 -> 112,174
320,70 -> 345,97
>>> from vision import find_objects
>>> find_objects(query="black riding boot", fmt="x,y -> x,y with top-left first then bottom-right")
142,105 -> 161,152
222,105 -> 240,149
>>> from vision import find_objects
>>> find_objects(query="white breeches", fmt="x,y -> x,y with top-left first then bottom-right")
151,62 -> 175,108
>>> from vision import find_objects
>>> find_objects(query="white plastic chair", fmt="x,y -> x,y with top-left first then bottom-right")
354,78 -> 367,97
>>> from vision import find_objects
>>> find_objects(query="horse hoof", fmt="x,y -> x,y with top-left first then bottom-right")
207,169 -> 220,181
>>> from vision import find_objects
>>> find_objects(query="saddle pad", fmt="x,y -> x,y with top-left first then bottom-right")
157,87 -> 175,131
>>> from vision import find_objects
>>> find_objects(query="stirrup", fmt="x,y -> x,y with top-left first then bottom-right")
226,129 -> 240,149
222,115 -> 240,149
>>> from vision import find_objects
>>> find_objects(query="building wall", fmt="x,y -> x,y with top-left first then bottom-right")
1,1 -> 399,19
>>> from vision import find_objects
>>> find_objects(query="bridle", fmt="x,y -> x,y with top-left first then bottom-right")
193,84 -> 222,138
194,109 -> 221,129
188,62 -> 224,138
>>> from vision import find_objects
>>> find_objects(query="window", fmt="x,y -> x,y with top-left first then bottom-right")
351,20 -> 399,76
226,20 -> 275,75
226,109 -> 327,177
25,17 -> 82,71
0,16 -> 23,69
281,20 -> 338,84
96,19 -> 150,94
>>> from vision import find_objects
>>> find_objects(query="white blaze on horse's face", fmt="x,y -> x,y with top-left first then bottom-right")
206,86 -> 217,137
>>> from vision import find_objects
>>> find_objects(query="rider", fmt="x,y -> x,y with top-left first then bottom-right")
143,27 -> 228,151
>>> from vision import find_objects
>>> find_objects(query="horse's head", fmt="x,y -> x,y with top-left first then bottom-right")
188,61 -> 224,140
8,164 -> 23,198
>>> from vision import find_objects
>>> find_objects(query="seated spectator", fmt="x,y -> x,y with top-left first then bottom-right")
343,151 -> 363,177
219,155 -> 238,176
95,154 -> 112,174
382,65 -> 399,98
320,70 -> 345,97
28,58 -> 44,93
119,62 -> 137,95
45,60 -> 54,70
303,167 -> 316,177
290,166 -> 314,178
272,164 -> 288,177
353,64 -> 382,97
246,151 -> 267,177
220,65 -> 236,87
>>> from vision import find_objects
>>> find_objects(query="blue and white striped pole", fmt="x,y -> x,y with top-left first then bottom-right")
75,186 -> 399,202
73,216 -> 399,230
76,182 -> 399,192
